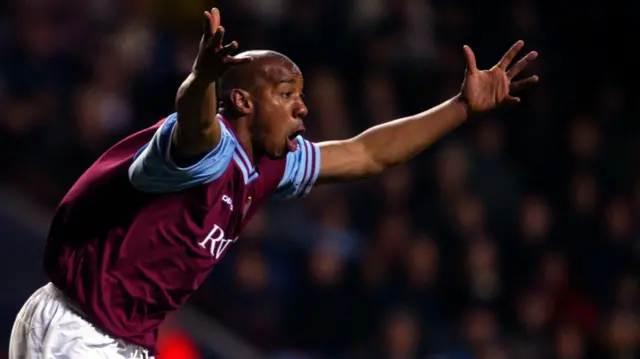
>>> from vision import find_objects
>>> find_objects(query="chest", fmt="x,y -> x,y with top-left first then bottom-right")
182,160 -> 280,263
201,165 -> 273,240
215,181 -> 255,238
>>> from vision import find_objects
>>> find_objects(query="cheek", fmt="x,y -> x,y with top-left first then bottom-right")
255,99 -> 291,145
261,117 -> 282,138
266,107 -> 291,135
256,121 -> 283,151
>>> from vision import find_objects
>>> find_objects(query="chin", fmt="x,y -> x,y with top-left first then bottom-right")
265,149 -> 288,160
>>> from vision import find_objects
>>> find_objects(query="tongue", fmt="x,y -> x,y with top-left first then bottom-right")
287,138 -> 299,151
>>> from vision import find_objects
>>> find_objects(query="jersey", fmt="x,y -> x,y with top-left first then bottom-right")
43,113 -> 320,354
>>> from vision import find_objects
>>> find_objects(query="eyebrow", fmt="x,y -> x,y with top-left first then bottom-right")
278,77 -> 297,84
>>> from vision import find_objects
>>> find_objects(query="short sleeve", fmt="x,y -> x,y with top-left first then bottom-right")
272,136 -> 321,200
128,113 -> 235,193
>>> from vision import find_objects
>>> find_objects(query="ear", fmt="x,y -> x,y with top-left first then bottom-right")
230,89 -> 252,115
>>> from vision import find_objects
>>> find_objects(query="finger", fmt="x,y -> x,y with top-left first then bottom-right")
218,26 -> 225,45
224,55 -> 253,66
507,51 -> 538,79
498,40 -> 524,70
220,41 -> 239,57
210,8 -> 220,34
463,45 -> 477,73
510,75 -> 539,91
210,26 -> 225,48
505,95 -> 521,103
202,12 -> 213,41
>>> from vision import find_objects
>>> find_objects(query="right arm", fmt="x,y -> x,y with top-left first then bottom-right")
127,8 -> 249,193
173,73 -> 221,158
172,8 -> 249,161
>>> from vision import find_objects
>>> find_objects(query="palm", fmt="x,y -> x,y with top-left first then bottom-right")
460,41 -> 539,113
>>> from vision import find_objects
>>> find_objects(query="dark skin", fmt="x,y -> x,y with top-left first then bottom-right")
174,8 -> 539,182
173,8 -> 305,164
173,8 -> 249,161
220,53 -> 308,161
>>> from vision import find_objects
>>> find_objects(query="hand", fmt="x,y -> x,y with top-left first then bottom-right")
192,8 -> 252,81
459,40 -> 539,113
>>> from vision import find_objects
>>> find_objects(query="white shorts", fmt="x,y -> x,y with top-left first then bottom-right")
9,283 -> 154,359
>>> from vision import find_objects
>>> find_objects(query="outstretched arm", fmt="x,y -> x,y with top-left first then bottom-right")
317,97 -> 468,182
317,41 -> 539,184
173,8 -> 250,161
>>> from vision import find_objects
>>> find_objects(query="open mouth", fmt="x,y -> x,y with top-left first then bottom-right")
286,127 -> 305,152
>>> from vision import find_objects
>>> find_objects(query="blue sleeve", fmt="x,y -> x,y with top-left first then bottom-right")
272,136 -> 321,200
128,113 -> 235,193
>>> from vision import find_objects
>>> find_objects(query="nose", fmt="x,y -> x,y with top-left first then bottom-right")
294,100 -> 308,119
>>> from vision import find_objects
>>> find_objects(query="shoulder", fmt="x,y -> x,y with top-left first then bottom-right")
266,136 -> 322,200
128,114 -> 238,193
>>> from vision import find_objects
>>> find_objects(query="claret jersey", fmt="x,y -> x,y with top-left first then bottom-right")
43,113 -> 320,352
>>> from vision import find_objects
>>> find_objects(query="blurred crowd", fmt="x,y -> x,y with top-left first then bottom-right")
0,0 -> 638,358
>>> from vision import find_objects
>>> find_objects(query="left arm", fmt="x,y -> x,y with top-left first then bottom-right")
317,96 -> 468,183
316,41 -> 539,184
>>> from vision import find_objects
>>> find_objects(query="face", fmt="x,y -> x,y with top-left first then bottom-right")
251,59 -> 308,159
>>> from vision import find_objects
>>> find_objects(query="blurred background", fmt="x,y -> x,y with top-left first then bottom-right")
0,0 -> 638,358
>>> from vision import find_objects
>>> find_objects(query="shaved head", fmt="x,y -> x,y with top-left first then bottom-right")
215,49 -> 307,160
217,50 -> 301,113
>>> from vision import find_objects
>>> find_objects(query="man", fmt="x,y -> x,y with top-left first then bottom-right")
9,7 -> 538,359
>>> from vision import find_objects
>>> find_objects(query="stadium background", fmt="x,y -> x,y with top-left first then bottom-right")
0,0 -> 638,358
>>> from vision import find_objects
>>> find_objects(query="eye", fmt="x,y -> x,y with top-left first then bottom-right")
282,91 -> 294,98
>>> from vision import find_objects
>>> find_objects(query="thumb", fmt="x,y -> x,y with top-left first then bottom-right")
463,45 -> 477,73
202,12 -> 213,41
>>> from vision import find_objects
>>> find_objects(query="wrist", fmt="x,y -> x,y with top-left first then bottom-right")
176,72 -> 215,106
452,93 -> 471,120
188,71 -> 215,86
180,73 -> 214,95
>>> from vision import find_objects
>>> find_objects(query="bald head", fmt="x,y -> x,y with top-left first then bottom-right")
217,50 -> 301,113
234,50 -> 293,64
214,50 -> 308,159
